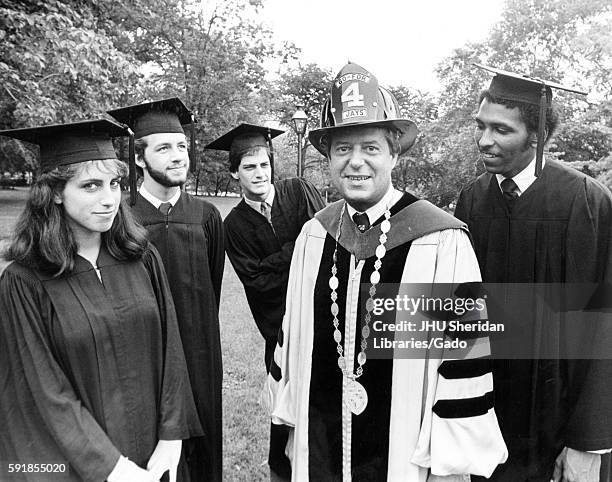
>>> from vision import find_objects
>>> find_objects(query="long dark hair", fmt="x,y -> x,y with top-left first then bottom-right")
5,159 -> 148,276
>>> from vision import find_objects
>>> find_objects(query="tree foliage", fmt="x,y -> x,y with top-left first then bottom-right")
113,0 -> 289,195
262,62 -> 334,195
421,0 -> 612,207
0,0 -> 140,127
0,0 -> 290,187
1,0 -> 610,201
486,0 -> 612,97
0,0 -> 142,171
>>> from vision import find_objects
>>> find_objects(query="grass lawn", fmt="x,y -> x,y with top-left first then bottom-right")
0,187 -> 29,272
0,192 -> 270,481
214,197 -> 270,481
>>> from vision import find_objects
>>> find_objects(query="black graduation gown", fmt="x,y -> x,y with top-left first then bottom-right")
0,246 -> 201,482
224,178 -> 324,480
223,177 -> 325,368
131,192 -> 225,482
455,160 -> 612,481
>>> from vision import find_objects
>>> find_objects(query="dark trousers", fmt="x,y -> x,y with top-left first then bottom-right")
269,422 -> 292,479
265,335 -> 292,479
177,436 -> 221,482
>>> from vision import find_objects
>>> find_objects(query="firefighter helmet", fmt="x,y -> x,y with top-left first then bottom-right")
309,62 -> 418,156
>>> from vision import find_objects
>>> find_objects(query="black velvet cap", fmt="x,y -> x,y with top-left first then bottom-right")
0,119 -> 127,172
106,97 -> 194,138
205,123 -> 284,154
475,63 -> 587,105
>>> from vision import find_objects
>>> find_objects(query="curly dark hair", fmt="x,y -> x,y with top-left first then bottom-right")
5,159 -> 148,276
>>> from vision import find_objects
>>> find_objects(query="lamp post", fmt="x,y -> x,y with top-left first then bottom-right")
291,105 -> 308,177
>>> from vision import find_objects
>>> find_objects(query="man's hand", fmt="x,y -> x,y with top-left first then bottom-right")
552,447 -> 601,482
146,439 -> 182,482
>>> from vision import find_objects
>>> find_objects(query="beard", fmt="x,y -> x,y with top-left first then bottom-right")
143,159 -> 187,188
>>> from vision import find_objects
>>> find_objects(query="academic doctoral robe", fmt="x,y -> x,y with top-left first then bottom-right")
267,193 -> 508,481
224,177 -> 325,367
455,159 -> 612,481
131,192 -> 225,482
0,246 -> 201,482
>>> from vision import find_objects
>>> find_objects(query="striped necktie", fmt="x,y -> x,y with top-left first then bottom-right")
261,201 -> 272,224
158,202 -> 172,216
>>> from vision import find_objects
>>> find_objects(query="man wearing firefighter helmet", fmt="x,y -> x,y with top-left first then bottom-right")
266,62 -> 508,481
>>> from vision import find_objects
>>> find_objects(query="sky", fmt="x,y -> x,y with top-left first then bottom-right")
262,0 -> 505,93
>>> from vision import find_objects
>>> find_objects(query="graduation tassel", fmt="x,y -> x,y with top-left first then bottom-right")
472,64 -> 589,177
535,83 -> 547,177
190,114 -> 197,174
128,128 -> 137,206
267,127 -> 275,183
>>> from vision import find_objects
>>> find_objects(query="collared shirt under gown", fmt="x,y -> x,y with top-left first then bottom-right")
224,177 -> 325,367
268,194 -> 508,481
225,178 -> 325,479
0,246 -> 201,482
131,191 -> 225,482
455,159 -> 612,481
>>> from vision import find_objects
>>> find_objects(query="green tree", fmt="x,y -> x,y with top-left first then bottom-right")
0,0 -> 140,128
556,100 -> 612,167
262,62 -> 335,196
110,0 -> 290,195
486,0 -> 612,97
428,0 -> 612,207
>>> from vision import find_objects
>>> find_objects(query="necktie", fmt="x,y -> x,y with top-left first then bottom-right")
500,178 -> 519,207
158,202 -> 172,216
261,202 -> 272,224
352,212 -> 370,233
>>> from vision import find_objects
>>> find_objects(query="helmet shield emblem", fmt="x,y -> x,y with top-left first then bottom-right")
330,64 -> 380,125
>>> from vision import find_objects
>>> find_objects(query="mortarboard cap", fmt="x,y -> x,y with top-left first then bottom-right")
205,123 -> 284,178
0,119 -> 138,205
205,123 -> 284,154
106,97 -> 193,138
0,119 -> 127,172
474,63 -> 587,176
107,97 -> 198,174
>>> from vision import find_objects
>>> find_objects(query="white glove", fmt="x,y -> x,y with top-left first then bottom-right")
427,474 -> 471,482
146,439 -> 182,482
107,456 -> 157,482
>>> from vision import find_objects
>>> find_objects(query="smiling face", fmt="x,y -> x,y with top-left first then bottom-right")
231,147 -> 272,202
474,98 -> 536,178
137,132 -> 189,188
55,160 -> 122,242
328,126 -> 397,212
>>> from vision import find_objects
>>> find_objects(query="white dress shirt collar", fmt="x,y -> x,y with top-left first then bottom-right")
346,185 -> 402,226
139,185 -> 181,209
244,184 -> 276,214
495,156 -> 545,196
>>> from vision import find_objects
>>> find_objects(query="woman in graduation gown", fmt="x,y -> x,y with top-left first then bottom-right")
0,120 -> 202,482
